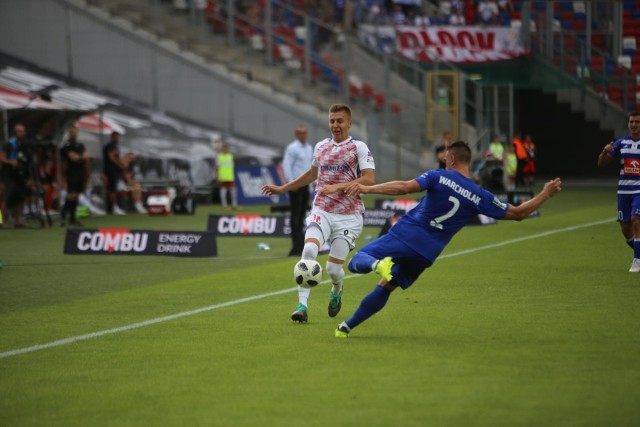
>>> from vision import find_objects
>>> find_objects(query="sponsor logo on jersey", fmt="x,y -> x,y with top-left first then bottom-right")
492,196 -> 508,210
623,158 -> 640,176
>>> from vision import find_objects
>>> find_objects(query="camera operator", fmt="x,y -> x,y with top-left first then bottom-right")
0,123 -> 33,228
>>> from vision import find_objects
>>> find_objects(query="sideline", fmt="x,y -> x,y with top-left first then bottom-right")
0,218 -> 613,359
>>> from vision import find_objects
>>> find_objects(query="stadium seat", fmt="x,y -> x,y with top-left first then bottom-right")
623,37 -> 637,56
362,82 -> 373,99
618,56 -> 632,71
559,1 -> 573,12
348,74 -> 363,99
373,92 -> 385,110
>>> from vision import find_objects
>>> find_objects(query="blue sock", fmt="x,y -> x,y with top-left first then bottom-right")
344,285 -> 391,330
348,251 -> 378,274
634,239 -> 640,259
627,237 -> 634,249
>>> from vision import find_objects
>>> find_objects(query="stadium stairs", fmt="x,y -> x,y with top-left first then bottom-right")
80,0 -> 391,124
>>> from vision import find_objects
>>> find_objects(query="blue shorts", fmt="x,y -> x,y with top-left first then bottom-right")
617,193 -> 640,222
357,232 -> 432,290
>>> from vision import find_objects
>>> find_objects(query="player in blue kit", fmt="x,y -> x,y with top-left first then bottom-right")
335,140 -> 562,337
597,111 -> 640,272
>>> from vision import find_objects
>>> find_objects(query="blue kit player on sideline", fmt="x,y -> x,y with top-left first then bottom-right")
597,111 -> 640,272
335,140 -> 562,338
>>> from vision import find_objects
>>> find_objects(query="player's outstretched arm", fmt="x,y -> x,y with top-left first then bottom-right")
319,168 -> 375,195
262,166 -> 318,196
345,179 -> 420,197
503,177 -> 562,221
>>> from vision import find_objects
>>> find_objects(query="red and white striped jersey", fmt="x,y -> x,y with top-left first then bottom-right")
311,137 -> 375,214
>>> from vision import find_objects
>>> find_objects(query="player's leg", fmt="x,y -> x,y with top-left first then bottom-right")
291,224 -> 325,322
219,184 -> 229,209
629,195 -> 640,272
348,234 -> 397,281
618,194 -> 634,249
326,213 -> 363,317
336,248 -> 431,338
230,182 -> 239,209
67,174 -> 83,225
326,238 -> 350,317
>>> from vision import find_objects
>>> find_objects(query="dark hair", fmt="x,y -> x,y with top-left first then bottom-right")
448,140 -> 471,164
629,111 -> 640,119
329,104 -> 352,117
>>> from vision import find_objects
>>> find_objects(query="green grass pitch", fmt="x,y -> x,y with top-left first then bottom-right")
1,184 -> 639,426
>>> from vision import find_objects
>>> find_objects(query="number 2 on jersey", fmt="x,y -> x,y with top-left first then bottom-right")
429,196 -> 460,230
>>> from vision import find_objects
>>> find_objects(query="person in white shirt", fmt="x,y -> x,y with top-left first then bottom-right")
282,125 -> 314,257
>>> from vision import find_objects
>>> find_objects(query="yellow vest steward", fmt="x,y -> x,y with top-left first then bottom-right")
217,152 -> 235,182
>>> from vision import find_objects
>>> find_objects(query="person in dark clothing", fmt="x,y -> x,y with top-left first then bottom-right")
59,124 -> 89,226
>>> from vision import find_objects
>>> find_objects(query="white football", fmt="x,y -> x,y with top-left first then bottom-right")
293,259 -> 323,289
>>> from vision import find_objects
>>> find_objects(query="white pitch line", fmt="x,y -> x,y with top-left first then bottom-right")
0,218 -> 614,359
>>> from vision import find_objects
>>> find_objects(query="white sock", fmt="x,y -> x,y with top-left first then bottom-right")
298,286 -> 310,307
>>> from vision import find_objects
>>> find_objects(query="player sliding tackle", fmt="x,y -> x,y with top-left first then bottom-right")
335,140 -> 562,338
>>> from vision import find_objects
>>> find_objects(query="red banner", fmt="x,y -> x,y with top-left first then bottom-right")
358,25 -> 529,64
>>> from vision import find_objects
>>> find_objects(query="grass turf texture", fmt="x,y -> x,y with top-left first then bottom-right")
1,185 -> 639,426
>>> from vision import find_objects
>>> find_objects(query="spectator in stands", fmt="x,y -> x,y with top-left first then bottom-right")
282,125 -> 314,257
216,142 -> 240,210
103,131 -> 146,215
439,0 -> 452,23
450,0 -> 464,13
59,124 -> 89,226
367,0 -> 384,24
477,0 -> 498,25
435,130 -> 452,169
391,3 -> 407,25
429,8 -> 445,25
413,9 -> 431,27
497,0 -> 514,14
0,123 -> 31,228
449,3 -> 467,25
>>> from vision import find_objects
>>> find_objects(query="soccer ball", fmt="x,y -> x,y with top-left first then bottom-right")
293,259 -> 323,288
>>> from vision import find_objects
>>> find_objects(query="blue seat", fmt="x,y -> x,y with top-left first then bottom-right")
559,1 -> 573,12
561,20 -> 573,30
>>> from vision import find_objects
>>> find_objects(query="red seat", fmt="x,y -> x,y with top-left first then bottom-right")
373,92 -> 385,110
362,83 -> 374,98
590,56 -> 604,70
349,83 -> 361,99
573,19 -> 586,31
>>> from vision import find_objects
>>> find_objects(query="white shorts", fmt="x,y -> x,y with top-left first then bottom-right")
305,209 -> 363,250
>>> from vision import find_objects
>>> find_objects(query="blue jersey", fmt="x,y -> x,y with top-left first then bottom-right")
610,135 -> 640,194
388,169 -> 508,262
